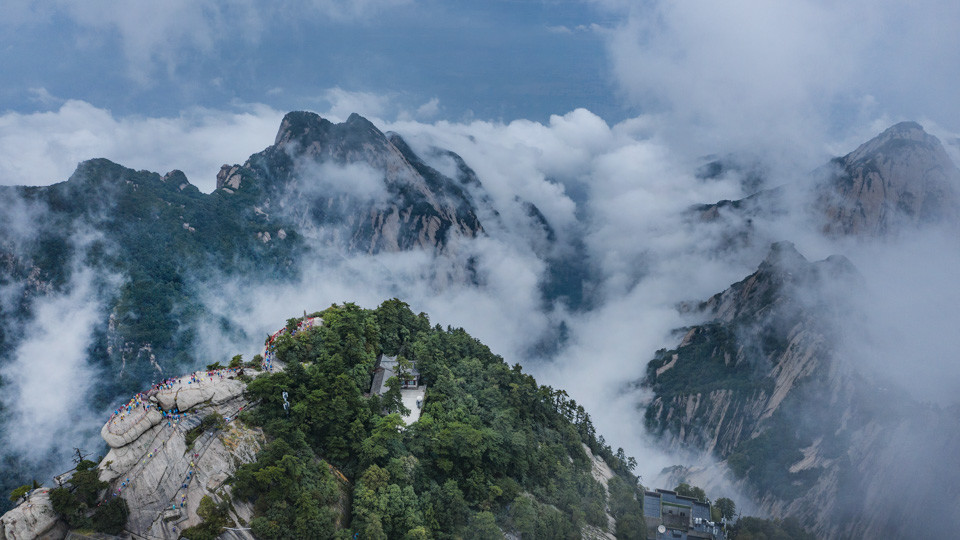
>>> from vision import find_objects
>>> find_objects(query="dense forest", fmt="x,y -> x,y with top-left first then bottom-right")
216,299 -> 645,539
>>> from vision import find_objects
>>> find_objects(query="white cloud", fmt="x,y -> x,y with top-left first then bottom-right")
304,0 -> 413,21
54,1 -> 261,84
594,0 -> 960,166
0,100 -> 283,192
414,97 -> 441,121
2,94 -> 958,509
293,161 -> 392,205
0,102 -> 752,483
319,87 -> 393,123
194,235 -> 550,374
0,267 -> 104,462
839,228 -> 960,405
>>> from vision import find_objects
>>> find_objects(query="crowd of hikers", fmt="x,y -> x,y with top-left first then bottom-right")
94,319 -> 307,527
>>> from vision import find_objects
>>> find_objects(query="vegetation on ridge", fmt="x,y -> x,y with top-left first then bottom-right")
227,299 -> 646,539
48,459 -> 129,534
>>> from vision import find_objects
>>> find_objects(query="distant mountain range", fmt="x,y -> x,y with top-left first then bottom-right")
0,112 -> 539,392
1,112 -> 958,537
0,111 -> 572,508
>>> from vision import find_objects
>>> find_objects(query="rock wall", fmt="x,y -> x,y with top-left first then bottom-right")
0,490 -> 67,540
818,121 -> 960,236
578,444 -> 618,540
642,242 -> 960,538
97,368 -> 265,539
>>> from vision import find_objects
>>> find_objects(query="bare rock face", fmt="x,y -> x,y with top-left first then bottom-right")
582,444 -> 617,540
643,242 -> 960,538
0,489 -> 67,540
216,165 -> 243,193
818,121 -> 960,236
646,243 -> 853,459
217,111 -> 484,255
96,369 -> 265,539
692,122 -> 960,249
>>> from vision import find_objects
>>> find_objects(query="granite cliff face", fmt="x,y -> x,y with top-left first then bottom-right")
644,242 -> 960,538
645,242 -> 857,458
95,368 -> 266,539
647,122 -> 960,537
818,121 -> 960,236
0,489 -> 67,540
0,367 -> 269,540
1,304 -> 645,539
214,111 -> 484,254
693,122 -> 960,242
0,110 -> 577,508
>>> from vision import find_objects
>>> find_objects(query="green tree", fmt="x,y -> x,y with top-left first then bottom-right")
674,482 -> 708,503
711,505 -> 722,522
382,376 -> 407,416
91,497 -> 129,534
363,515 -> 388,540
715,497 -> 736,521
509,495 -> 537,538
180,495 -> 233,540
8,484 -> 31,503
609,476 -> 645,540
467,511 -> 502,540
229,302 -> 651,539
360,414 -> 406,466
405,526 -> 430,540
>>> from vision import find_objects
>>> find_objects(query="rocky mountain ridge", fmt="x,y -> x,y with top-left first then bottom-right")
0,110 -> 553,507
213,111 -> 484,254
2,303 -> 645,539
96,367 -> 271,539
1,363 -> 282,540
818,121 -> 960,236
643,122 -> 960,538
694,121 -> 960,242
643,241 -> 960,538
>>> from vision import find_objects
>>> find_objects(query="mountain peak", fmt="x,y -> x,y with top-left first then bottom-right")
820,121 -> 960,235
759,240 -> 807,271
345,112 -> 373,126
884,120 -> 924,134
274,110 -> 332,146
222,110 -> 483,253
271,110 -> 388,160
845,120 -> 937,164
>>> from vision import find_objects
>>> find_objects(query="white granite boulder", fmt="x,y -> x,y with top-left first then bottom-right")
153,372 -> 246,412
0,489 -> 67,540
101,407 -> 163,449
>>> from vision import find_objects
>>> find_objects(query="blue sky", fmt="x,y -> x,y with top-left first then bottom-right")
1,0 -> 621,122
1,0 -> 959,190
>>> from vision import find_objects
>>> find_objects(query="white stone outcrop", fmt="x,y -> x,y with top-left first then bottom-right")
96,368 -> 265,539
582,444 -> 617,540
101,407 -> 163,448
152,374 -> 245,412
0,489 -> 67,540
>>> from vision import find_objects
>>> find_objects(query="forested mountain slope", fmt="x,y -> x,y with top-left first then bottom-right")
3,300 -> 646,539
0,111 -> 566,507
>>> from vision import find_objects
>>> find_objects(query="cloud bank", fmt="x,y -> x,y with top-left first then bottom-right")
2,1 -> 413,84
0,266 -> 105,464
0,100 -> 282,192
593,0 -> 960,168
1,92 -> 959,517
